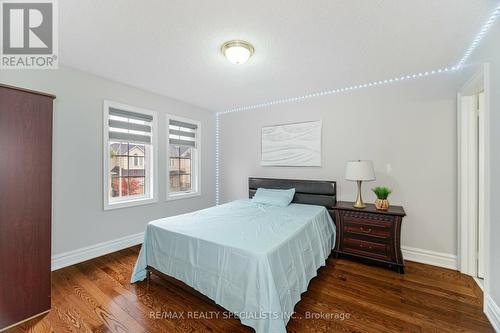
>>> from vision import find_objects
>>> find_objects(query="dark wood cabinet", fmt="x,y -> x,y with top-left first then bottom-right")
0,84 -> 55,330
331,201 -> 406,273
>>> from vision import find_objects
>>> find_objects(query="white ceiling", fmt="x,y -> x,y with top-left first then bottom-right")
60,0 -> 498,111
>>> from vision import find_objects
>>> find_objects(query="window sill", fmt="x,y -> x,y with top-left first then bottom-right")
104,197 -> 157,210
166,191 -> 201,201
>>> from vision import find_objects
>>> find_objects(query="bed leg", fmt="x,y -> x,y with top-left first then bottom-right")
146,268 -> 152,291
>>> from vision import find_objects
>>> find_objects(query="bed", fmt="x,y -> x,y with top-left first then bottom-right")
131,178 -> 337,333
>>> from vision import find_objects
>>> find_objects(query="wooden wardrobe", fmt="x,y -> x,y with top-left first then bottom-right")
0,84 -> 55,331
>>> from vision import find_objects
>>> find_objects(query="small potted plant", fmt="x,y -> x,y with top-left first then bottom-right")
372,186 -> 392,210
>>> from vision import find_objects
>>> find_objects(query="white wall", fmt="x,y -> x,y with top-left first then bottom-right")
0,67 -> 216,256
464,18 -> 500,325
220,73 -> 464,256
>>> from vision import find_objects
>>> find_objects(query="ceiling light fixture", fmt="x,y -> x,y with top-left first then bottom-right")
221,40 -> 254,65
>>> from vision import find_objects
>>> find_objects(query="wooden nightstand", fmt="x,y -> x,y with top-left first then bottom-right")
330,201 -> 406,273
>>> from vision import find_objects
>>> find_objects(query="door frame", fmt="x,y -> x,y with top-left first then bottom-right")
457,64 -> 490,293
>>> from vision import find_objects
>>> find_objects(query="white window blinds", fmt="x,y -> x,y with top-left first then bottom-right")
108,107 -> 153,144
169,119 -> 198,148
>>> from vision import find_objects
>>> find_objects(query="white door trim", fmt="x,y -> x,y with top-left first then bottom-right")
457,94 -> 478,277
477,91 -> 486,279
457,64 -> 490,293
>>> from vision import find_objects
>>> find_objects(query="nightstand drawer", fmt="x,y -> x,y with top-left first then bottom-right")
342,210 -> 394,227
342,237 -> 393,261
343,220 -> 391,239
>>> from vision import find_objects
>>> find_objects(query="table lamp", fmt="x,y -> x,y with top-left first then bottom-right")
345,160 -> 376,208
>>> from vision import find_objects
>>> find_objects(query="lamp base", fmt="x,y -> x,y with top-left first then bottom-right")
353,180 -> 366,209
353,201 -> 366,209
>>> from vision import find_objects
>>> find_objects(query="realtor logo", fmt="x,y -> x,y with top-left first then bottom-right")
1,0 -> 58,69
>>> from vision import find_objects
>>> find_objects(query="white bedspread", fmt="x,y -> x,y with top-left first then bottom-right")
131,199 -> 336,333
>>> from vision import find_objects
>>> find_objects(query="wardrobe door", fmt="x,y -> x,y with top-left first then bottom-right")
0,85 -> 54,330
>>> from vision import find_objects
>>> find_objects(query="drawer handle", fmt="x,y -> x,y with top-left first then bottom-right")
360,227 -> 372,233
358,244 -> 373,250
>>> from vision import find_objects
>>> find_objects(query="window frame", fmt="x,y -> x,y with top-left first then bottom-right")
166,114 -> 201,201
103,100 -> 158,210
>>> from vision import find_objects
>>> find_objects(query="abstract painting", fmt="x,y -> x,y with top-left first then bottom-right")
261,120 -> 322,166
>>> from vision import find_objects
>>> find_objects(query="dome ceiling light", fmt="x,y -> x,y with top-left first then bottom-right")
221,40 -> 255,65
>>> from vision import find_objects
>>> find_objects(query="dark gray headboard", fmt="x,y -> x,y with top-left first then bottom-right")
248,177 -> 336,209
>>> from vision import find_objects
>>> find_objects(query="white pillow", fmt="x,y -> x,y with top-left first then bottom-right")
251,188 -> 296,207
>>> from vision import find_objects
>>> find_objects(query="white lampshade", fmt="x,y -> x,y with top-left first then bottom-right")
345,160 -> 376,181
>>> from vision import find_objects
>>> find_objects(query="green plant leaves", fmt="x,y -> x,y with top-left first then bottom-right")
372,186 -> 392,199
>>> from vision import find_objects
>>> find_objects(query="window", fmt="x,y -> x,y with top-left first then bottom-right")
167,115 -> 201,200
103,101 -> 158,210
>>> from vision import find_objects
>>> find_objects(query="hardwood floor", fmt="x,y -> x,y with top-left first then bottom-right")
6,246 -> 493,333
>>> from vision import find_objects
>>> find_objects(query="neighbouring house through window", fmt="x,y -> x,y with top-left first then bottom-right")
167,115 -> 200,199
104,101 -> 157,210
109,143 -> 146,197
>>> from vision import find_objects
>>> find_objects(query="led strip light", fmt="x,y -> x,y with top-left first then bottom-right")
215,3 -> 500,205
215,112 -> 220,204
456,3 -> 500,68
220,66 -> 458,115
